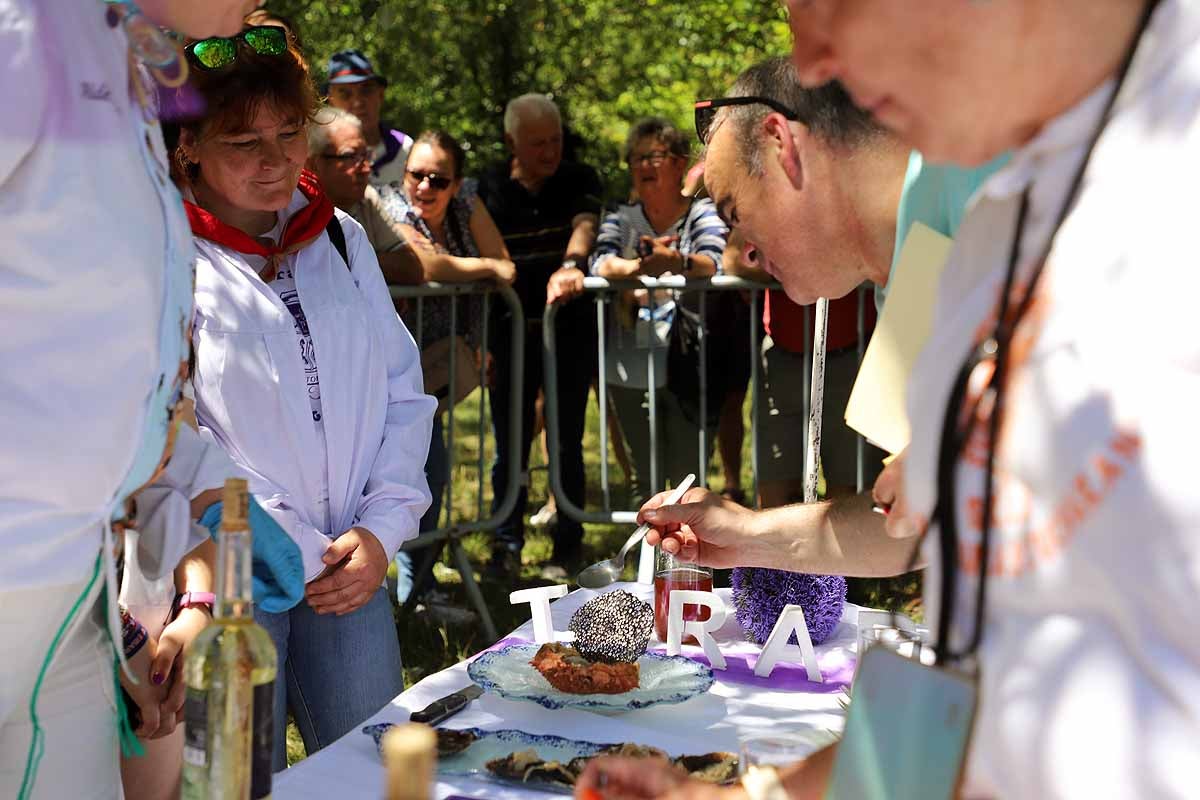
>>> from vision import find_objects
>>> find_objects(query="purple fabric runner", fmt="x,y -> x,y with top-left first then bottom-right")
647,645 -> 855,693
474,635 -> 854,693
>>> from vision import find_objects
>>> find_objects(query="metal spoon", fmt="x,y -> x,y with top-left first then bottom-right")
576,473 -> 696,590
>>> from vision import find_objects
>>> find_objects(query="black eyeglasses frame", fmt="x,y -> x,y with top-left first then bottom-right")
693,96 -> 800,145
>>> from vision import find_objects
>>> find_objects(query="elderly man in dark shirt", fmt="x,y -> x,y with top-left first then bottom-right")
477,93 -> 602,576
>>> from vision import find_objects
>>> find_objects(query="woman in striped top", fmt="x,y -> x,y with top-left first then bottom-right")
589,117 -> 729,498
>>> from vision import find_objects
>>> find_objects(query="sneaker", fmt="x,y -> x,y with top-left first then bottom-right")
529,501 -> 557,529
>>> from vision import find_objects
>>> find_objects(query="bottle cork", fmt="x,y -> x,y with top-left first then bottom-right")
383,723 -> 437,800
222,478 -> 249,529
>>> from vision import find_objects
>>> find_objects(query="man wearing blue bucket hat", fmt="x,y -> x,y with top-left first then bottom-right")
325,49 -> 413,188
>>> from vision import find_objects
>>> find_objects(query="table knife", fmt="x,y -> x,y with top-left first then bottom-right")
409,684 -> 483,726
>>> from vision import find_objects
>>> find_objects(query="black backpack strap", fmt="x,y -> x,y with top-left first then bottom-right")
326,216 -> 350,270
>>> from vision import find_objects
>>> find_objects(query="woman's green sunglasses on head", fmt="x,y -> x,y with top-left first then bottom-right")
185,26 -> 289,70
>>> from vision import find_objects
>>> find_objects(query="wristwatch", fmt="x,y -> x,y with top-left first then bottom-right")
561,258 -> 581,271
178,591 -> 215,615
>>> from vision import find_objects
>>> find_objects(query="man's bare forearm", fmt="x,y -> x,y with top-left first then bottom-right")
749,493 -> 923,577
565,213 -> 598,261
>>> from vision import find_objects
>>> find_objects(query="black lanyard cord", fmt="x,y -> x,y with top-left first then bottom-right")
932,0 -> 1162,667
934,191 -> 1029,663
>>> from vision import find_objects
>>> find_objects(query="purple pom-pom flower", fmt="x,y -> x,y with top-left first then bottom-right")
730,568 -> 846,646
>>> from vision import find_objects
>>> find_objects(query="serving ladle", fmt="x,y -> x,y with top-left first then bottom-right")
576,473 -> 696,590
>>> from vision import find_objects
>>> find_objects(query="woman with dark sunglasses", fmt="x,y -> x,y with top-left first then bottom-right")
173,30 -> 434,772
374,130 -> 514,610
382,130 -> 516,288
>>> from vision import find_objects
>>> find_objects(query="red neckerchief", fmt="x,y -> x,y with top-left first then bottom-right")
185,169 -> 335,281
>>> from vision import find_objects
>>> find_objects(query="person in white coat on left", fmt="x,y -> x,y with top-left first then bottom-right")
174,29 -> 434,770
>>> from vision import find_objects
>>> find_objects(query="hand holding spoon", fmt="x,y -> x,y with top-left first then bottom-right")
576,473 -> 696,590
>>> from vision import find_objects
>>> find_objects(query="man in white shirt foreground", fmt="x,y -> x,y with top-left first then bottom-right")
0,1 -> 263,797
577,1 -> 1200,798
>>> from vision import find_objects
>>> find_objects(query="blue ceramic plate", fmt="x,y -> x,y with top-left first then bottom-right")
466,643 -> 713,713
362,725 -> 606,795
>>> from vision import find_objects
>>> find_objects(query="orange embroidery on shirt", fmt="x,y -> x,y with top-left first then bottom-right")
959,273 -> 1052,468
1110,430 -> 1142,459
956,429 -> 1142,578
1073,473 -> 1102,508
965,474 -> 1033,534
959,541 -> 982,575
961,423 -> 992,468
1093,454 -> 1124,490
1029,522 -> 1062,562
951,261 -> 1145,579
1057,495 -> 1088,531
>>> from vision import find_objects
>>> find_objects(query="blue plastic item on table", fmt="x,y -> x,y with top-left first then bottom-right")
198,498 -> 305,613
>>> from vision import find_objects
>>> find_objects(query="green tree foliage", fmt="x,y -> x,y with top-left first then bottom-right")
268,0 -> 790,201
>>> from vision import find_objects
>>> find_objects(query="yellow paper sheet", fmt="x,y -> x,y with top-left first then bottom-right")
845,222 -> 953,454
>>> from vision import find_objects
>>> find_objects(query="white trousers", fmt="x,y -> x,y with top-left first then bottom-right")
0,573 -> 121,799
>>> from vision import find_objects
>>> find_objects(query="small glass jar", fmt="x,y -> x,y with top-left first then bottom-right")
653,548 -> 713,642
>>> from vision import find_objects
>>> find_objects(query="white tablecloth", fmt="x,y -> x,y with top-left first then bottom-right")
274,582 -> 865,799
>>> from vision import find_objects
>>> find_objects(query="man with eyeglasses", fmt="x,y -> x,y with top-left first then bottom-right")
306,106 -> 423,285
324,49 -> 413,189
477,93 -> 603,578
684,57 -> 1002,519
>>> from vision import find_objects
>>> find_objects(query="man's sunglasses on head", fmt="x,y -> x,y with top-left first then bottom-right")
694,96 -> 800,145
185,26 -> 289,71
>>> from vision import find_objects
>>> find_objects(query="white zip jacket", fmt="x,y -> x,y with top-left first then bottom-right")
192,194 -> 434,582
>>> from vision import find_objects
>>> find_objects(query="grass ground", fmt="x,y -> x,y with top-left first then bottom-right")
285,386 -> 920,764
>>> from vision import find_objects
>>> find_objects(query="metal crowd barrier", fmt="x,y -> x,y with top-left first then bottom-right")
542,275 -> 873,532
390,281 -> 524,641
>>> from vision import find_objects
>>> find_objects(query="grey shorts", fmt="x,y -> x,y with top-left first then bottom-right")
753,335 -> 883,489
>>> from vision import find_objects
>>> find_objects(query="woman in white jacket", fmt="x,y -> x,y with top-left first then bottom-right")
175,30 -> 434,769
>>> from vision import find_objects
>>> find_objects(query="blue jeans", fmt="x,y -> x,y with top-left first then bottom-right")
395,414 -> 446,603
254,587 -> 403,771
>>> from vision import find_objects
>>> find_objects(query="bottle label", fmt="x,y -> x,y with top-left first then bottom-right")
182,687 -> 208,768
252,680 -> 275,800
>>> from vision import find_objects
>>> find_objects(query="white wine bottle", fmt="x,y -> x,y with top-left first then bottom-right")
383,724 -> 437,800
183,479 -> 278,799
